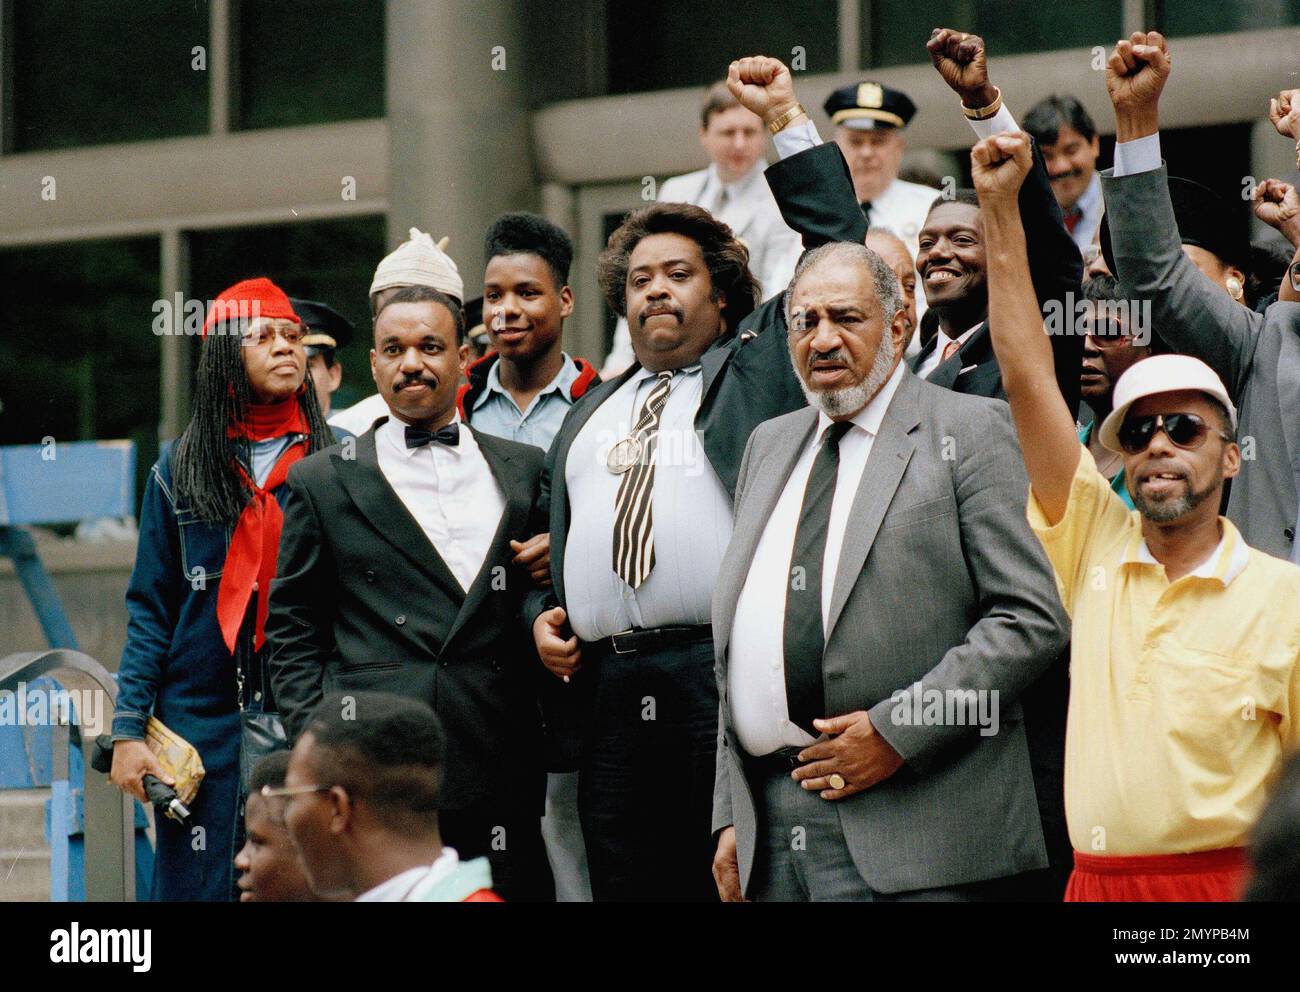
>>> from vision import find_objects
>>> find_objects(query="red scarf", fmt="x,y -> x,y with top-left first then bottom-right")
216,392 -> 310,655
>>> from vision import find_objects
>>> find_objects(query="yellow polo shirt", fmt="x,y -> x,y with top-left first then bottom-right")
1028,446 -> 1300,855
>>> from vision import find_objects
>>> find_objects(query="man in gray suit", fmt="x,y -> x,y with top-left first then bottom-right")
710,241 -> 1069,901
1100,30 -> 1300,563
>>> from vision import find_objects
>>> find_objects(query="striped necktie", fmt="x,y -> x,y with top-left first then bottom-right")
612,370 -> 674,588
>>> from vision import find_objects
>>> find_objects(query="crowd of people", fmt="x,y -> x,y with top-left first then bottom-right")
108,27 -> 1300,903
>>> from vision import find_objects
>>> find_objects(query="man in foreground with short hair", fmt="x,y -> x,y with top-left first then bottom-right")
276,692 -> 500,902
974,124 -> 1300,901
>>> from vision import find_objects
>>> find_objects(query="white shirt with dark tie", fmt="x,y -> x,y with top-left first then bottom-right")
373,413 -> 505,593
728,362 -> 906,757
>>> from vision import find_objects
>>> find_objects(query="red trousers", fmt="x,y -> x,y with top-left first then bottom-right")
1065,847 -> 1246,902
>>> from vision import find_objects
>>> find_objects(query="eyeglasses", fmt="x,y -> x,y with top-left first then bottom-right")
1087,320 -> 1131,348
1117,412 -> 1231,454
259,783 -> 333,800
241,323 -> 306,347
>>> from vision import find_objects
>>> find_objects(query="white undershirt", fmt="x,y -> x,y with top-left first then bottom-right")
374,414 -> 506,593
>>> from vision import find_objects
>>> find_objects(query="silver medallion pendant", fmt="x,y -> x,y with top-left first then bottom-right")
607,435 -> 642,474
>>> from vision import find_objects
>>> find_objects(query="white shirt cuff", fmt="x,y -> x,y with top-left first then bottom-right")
772,119 -> 822,160
967,104 -> 1019,141
1112,133 -> 1162,177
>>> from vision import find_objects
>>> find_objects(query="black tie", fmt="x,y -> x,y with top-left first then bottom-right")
783,420 -> 853,737
404,422 -> 460,449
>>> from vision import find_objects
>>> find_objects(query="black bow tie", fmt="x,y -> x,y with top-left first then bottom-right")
404,422 -> 460,449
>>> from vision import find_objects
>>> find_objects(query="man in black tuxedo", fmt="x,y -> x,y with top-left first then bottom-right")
267,284 -> 553,901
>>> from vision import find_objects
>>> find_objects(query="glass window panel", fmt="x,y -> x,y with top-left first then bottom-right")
235,0 -> 384,130
10,0 -> 209,152
1158,0 -> 1300,36
867,1 -> 1123,67
0,237 -> 162,510
606,0 -> 839,95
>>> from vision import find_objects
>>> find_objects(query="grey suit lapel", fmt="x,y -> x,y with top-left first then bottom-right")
714,408 -> 818,668
1278,325 -> 1300,473
825,374 -> 920,638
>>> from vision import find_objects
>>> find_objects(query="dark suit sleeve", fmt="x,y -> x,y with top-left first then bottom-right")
1022,138 -> 1085,419
764,142 -> 868,250
521,430 -> 562,634
867,402 -> 1069,770
267,464 -> 338,742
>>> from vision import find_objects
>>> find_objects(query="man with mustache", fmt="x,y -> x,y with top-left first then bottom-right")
911,30 -> 1083,419
1024,95 -> 1103,255
710,239 -> 1067,901
974,125 -> 1300,901
267,284 -> 555,901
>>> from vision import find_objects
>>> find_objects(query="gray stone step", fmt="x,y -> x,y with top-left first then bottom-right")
0,790 -> 49,849
0,847 -> 51,902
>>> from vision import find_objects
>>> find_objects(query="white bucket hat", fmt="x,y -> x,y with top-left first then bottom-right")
1097,353 -> 1237,453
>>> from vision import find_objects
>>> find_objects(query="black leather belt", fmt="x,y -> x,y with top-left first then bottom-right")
593,623 -> 714,656
741,746 -> 806,777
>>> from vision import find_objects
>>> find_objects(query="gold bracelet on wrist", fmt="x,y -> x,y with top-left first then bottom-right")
767,103 -> 805,134
961,86 -> 1003,122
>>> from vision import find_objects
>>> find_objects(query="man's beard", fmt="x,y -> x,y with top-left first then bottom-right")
795,333 -> 897,419
1130,471 -> 1219,523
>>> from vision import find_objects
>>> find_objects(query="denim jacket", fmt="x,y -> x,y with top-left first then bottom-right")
113,442 -> 295,900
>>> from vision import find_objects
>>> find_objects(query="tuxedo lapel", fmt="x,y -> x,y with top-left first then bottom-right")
825,374 -> 920,638
714,408 -> 818,667
442,428 -> 530,651
332,423 -> 466,604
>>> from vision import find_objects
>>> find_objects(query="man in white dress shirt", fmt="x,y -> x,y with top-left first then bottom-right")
1024,94 -> 1105,256
601,81 -> 803,376
823,80 -> 934,258
279,693 -> 501,902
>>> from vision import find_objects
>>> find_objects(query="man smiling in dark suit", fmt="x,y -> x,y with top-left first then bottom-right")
267,284 -> 553,901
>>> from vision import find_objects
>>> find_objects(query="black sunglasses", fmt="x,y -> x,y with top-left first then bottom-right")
1117,412 -> 1231,454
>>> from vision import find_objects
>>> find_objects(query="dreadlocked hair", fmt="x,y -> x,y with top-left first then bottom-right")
171,321 -> 334,523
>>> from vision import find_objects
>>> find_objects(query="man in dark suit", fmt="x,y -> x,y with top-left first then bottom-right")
711,241 -> 1067,900
911,30 -> 1084,418
525,57 -> 866,902
267,284 -> 553,901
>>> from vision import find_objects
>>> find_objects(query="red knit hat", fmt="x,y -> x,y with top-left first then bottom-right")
203,277 -> 301,337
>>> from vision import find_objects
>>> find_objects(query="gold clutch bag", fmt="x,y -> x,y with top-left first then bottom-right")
143,715 -> 205,809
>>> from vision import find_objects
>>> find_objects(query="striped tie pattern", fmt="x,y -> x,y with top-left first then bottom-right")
612,370 -> 674,588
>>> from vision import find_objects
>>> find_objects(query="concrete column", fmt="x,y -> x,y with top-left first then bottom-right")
209,0 -> 231,134
385,0 -> 536,288
159,228 -> 191,442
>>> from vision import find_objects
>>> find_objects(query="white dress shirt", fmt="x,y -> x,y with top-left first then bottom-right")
563,365 -> 734,642
374,413 -> 506,593
728,361 -> 906,757
355,848 -> 461,902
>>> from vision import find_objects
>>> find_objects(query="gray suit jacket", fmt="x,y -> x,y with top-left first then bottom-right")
711,370 -> 1069,895
1102,164 -> 1300,561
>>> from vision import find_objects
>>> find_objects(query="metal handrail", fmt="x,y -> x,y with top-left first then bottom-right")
0,649 -> 135,901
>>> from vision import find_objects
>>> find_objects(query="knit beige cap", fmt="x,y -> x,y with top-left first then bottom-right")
369,228 -> 464,303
